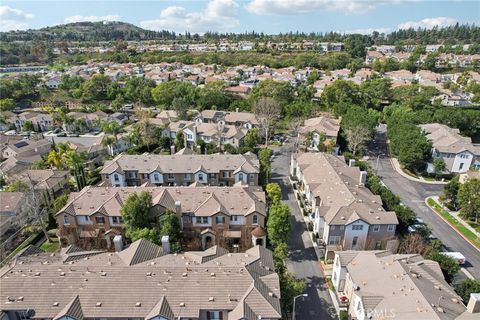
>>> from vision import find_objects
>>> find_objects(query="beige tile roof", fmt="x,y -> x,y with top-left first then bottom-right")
56,186 -> 266,218
337,251 -> 466,320
200,110 -> 259,126
420,123 -> 480,155
11,169 -> 68,190
295,153 -> 398,225
299,116 -> 340,138
0,192 -> 24,213
0,240 -> 281,320
101,153 -> 259,175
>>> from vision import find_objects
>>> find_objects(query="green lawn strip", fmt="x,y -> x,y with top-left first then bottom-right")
40,240 -> 60,252
427,198 -> 480,249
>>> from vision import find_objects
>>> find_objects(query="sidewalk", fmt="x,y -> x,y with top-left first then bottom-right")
390,158 -> 447,185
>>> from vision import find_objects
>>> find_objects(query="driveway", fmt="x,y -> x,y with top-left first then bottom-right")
368,125 -> 480,279
270,143 -> 337,320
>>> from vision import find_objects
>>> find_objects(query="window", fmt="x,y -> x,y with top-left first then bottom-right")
206,311 -> 222,320
198,173 -> 204,181
331,225 -> 336,231
215,216 -> 225,224
239,173 -> 244,180
223,171 -> 229,178
459,163 -> 464,171
183,215 -> 192,223
168,173 -> 175,180
114,174 -> 119,182
154,173 -> 160,181
231,215 -> 239,222
328,236 -> 341,245
196,217 -> 202,224
252,214 -> 258,225
63,215 -> 69,225
187,134 -> 193,140
196,217 -> 209,224
209,173 -> 216,179
184,173 -> 191,180
339,225 -> 344,230
387,224 -> 395,232
96,216 -> 105,224
203,217 -> 208,224
112,216 -> 123,224
373,225 -> 380,232
352,225 -> 363,231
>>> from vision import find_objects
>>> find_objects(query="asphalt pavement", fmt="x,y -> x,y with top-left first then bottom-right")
270,143 -> 338,320
368,124 -> 480,280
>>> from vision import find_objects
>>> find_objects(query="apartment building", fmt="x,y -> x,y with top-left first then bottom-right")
11,112 -> 53,132
298,116 -> 340,152
55,185 -> 267,251
9,169 -> 69,204
291,153 -> 398,256
0,239 -> 281,320
420,123 -> 480,173
101,153 -> 260,187
332,250 -> 476,320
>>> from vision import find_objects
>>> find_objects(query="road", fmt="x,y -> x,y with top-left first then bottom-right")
368,124 -> 480,279
270,143 -> 337,320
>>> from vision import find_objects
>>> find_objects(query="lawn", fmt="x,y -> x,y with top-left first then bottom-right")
459,213 -> 480,233
40,240 -> 60,252
427,198 -> 480,249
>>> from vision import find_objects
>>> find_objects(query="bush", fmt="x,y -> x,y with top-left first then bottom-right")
339,310 -> 348,320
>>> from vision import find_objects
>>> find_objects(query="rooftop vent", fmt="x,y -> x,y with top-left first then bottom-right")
96,302 -> 102,307
135,302 -> 141,307
211,273 -> 216,277
209,297 -> 215,302
53,302 -> 59,307
179,302 -> 185,307
182,272 -> 188,277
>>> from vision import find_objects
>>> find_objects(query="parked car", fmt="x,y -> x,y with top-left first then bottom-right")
57,132 -> 67,137
440,252 -> 466,265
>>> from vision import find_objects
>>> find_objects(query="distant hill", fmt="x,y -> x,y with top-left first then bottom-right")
0,21 -> 176,42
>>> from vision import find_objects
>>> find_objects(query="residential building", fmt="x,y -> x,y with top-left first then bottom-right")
56,185 -> 266,250
459,171 -> 480,184
0,239 -> 281,320
291,153 -> 398,256
0,192 -> 26,240
196,110 -> 260,129
8,169 -> 69,204
155,109 -> 178,126
101,153 -> 259,187
12,112 -> 53,132
420,123 -> 480,173
62,111 -> 109,132
0,138 -> 51,162
298,116 -> 340,152
164,121 -> 249,149
332,250 -> 475,320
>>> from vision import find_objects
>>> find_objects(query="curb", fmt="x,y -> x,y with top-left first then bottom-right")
390,158 -> 447,185
425,197 -> 480,252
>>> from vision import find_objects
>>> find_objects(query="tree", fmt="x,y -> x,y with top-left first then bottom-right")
321,80 -> 363,116
456,279 -> 480,303
398,233 -> 434,257
128,227 -> 160,244
172,97 -> 190,120
267,202 -> 292,247
428,252 -> 460,283
64,150 -> 87,191
458,178 -> 480,223
102,121 -> 122,141
344,126 -> 370,156
160,210 -> 182,251
388,123 -> 431,170
242,128 -> 259,151
258,148 -> 272,186
23,120 -> 34,132
250,80 -> 294,107
266,183 -> 282,204
175,131 -> 185,150
433,158 -> 446,177
4,180 -> 31,192
80,74 -> 112,102
443,176 -> 460,210
0,98 -> 15,111
102,135 -> 116,156
121,192 -> 153,230
279,271 -> 306,316
253,97 -> 281,147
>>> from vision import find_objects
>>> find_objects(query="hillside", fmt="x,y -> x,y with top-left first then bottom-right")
0,21 -> 176,42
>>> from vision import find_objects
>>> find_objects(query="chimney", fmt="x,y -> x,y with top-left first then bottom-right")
175,201 -> 182,214
193,126 -> 198,142
161,235 -> 171,253
349,159 -> 356,167
467,293 -> 480,314
113,235 -> 123,252
170,145 -> 176,154
359,171 -> 367,185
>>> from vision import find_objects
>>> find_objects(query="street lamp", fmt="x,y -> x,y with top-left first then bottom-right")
375,153 -> 384,175
292,293 -> 308,320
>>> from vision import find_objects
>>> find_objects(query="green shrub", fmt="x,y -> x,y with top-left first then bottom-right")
339,310 -> 348,320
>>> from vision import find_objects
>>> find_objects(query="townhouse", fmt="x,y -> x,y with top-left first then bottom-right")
55,185 -> 267,251
420,123 -> 480,173
62,111 -> 110,132
332,250 -> 477,320
101,153 -> 260,187
0,240 -> 281,320
12,112 -> 53,132
196,110 -> 260,129
291,153 -> 398,256
298,116 -> 340,152
1,137 -> 51,162
164,121 -> 249,149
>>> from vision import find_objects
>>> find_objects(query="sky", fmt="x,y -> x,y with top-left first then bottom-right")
0,0 -> 479,35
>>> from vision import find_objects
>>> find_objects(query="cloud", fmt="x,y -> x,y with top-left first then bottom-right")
64,14 -> 120,23
140,0 -> 239,34
398,17 -> 459,29
245,0 -> 410,16
0,6 -> 34,31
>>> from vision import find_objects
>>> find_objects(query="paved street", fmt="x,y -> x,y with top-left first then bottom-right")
368,125 -> 480,279
270,143 -> 337,320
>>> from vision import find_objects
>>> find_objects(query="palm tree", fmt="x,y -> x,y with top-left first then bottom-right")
47,150 -> 64,169
102,121 -> 122,141
102,135 -> 116,156
65,150 -> 87,191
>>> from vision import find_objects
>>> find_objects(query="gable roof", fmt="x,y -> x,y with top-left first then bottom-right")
53,295 -> 83,320
117,239 -> 167,266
